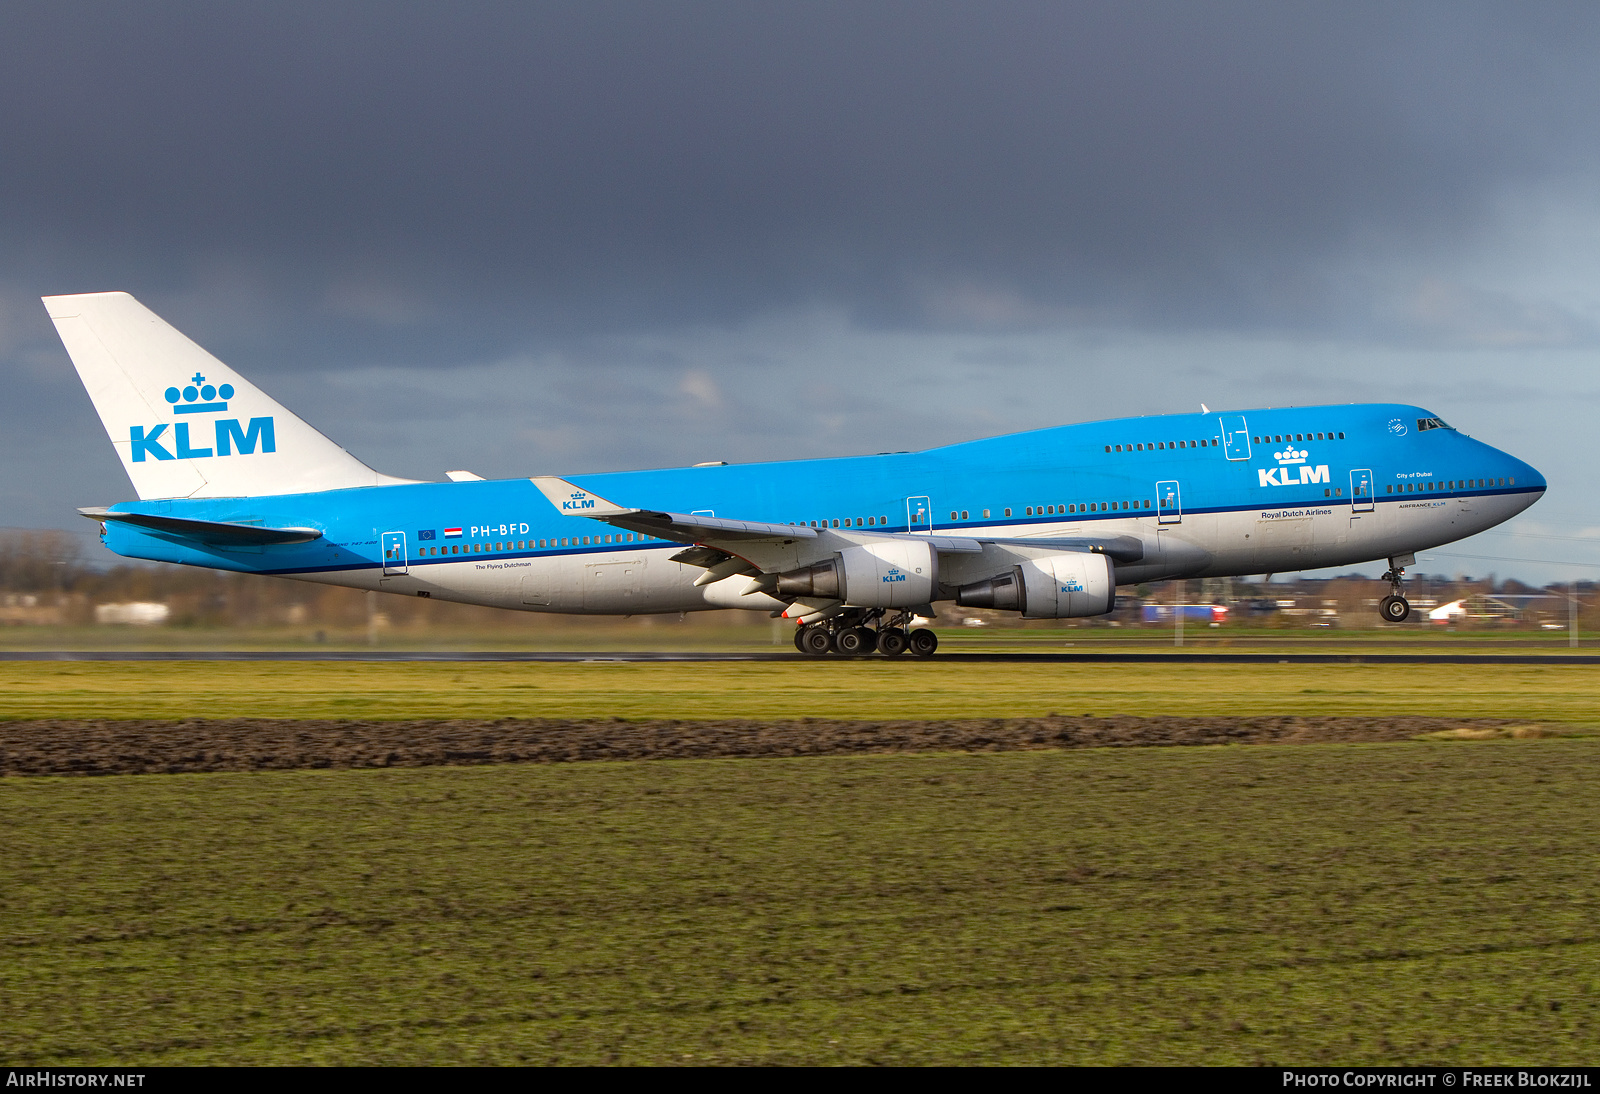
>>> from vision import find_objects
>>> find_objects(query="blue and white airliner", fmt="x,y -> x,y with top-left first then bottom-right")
47,292 -> 1546,656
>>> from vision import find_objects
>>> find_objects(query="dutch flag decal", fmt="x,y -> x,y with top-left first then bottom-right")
444,527 -> 463,538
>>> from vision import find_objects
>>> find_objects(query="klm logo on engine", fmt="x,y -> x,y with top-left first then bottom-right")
131,374 -> 275,462
562,491 -> 597,511
1258,445 -> 1329,488
882,567 -> 907,584
1061,580 -> 1085,593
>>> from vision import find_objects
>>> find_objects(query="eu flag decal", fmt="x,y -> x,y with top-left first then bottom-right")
418,529 -> 436,541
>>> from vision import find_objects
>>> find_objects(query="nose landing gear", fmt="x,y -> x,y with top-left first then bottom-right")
1378,557 -> 1412,623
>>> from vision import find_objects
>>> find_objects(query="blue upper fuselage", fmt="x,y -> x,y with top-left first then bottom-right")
95,403 -> 1545,575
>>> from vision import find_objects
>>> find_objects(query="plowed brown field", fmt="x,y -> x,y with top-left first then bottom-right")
0,714 -> 1530,776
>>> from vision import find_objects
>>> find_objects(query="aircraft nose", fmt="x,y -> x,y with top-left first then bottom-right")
1519,458 -> 1548,493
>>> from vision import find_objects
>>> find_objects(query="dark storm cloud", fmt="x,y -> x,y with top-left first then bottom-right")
4,0 -> 1600,349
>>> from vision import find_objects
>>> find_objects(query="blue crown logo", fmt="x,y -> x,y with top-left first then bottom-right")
164,373 -> 234,415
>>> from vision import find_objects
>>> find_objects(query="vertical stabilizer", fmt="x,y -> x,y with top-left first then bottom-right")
44,291 -> 412,499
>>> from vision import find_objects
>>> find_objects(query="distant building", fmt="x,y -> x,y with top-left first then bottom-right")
94,602 -> 171,625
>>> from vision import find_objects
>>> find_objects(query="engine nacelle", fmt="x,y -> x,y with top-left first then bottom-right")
956,551 -> 1116,618
775,539 -> 937,608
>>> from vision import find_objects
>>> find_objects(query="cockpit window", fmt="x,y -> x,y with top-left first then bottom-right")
1416,417 -> 1454,432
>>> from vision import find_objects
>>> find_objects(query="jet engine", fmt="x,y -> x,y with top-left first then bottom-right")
956,551 -> 1115,618
775,539 -> 937,608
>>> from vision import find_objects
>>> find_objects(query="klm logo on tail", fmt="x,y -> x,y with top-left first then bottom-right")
130,373 -> 275,462
561,490 -> 597,511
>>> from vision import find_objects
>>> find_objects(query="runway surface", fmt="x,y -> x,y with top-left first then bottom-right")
5,650 -> 1600,664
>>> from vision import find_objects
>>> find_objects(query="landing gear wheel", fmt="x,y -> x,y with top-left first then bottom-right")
835,626 -> 875,656
1379,595 -> 1411,623
800,625 -> 835,655
793,625 -> 808,653
908,628 -> 939,657
877,627 -> 909,657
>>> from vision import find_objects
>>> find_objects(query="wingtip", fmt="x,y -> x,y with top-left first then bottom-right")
529,476 -> 633,516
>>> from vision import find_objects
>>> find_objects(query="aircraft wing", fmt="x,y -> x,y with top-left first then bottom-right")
529,477 -> 821,542
80,507 -> 324,545
529,477 -> 1139,563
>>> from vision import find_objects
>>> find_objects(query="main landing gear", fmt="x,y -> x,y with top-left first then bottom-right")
1378,562 -> 1411,623
794,609 -> 939,658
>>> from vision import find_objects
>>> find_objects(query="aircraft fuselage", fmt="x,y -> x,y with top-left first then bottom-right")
93,403 -> 1545,616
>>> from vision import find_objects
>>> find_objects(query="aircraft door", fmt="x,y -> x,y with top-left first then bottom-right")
906,496 -> 932,534
1156,480 -> 1182,524
1350,469 -> 1374,514
381,531 -> 408,575
1219,415 -> 1251,461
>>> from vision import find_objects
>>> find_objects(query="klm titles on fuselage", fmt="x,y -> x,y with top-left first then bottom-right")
1258,464 -> 1330,487
1259,446 -> 1330,488
129,375 -> 274,462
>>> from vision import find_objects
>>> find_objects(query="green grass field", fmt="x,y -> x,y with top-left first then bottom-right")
4,740 -> 1597,1065
4,658 -> 1600,722
0,619 -> 1592,654
4,658 -> 1598,1065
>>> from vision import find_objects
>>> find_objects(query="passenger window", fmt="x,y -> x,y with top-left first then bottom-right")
1025,507 -> 1033,515
1004,508 -> 1012,517
1114,445 -> 1122,452
961,510 -> 969,519
983,509 -> 990,518
867,516 -> 875,525
881,516 -> 887,524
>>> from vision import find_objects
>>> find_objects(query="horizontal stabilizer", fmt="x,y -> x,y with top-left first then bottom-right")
80,507 -> 323,545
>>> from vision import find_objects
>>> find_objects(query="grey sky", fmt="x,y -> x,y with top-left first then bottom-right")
3,2 -> 1599,582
